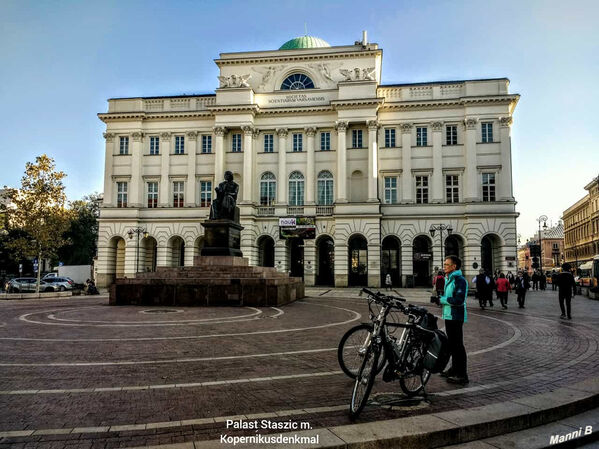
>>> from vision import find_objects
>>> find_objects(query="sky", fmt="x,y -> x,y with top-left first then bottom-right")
1,0 -> 597,240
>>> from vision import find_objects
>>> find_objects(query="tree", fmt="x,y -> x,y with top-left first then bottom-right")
57,193 -> 101,265
2,155 -> 72,292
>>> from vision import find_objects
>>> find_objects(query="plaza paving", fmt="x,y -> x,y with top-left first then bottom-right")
0,287 -> 597,448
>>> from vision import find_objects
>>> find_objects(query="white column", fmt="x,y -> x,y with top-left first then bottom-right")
335,121 -> 348,202
277,128 -> 288,204
159,132 -> 171,207
102,133 -> 115,206
213,127 -> 226,184
275,240 -> 288,273
499,116 -> 514,201
367,120 -> 379,202
305,127 -> 316,204
400,123 -> 413,203
130,132 -> 144,207
431,121 -> 444,203
464,118 -> 478,202
186,131 -> 198,206
242,126 -> 254,203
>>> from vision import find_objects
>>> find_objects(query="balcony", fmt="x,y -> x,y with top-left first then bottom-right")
257,206 -> 275,216
287,206 -> 304,216
316,205 -> 334,216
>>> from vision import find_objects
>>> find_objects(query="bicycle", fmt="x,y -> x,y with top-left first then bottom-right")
348,288 -> 439,419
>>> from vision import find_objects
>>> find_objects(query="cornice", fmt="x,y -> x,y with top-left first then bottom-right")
331,98 -> 385,109
379,95 -> 519,111
98,111 -> 212,123
206,104 -> 260,115
215,49 -> 382,67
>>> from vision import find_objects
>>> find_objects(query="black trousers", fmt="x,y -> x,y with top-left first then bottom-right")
517,290 -> 527,307
558,292 -> 572,317
497,291 -> 508,306
445,320 -> 467,378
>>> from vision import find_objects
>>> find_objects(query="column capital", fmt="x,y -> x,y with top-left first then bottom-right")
103,132 -> 115,142
464,117 -> 478,130
367,120 -> 379,130
276,128 -> 288,137
241,125 -> 254,136
213,126 -> 227,137
252,129 -> 260,139
186,131 -> 198,140
400,123 -> 413,134
160,132 -> 172,140
335,120 -> 348,132
499,116 -> 513,128
431,121 -> 444,132
304,127 -> 317,137
131,131 -> 144,142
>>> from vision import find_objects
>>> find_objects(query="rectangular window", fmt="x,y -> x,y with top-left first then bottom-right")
384,128 -> 396,148
232,133 -> 242,152
260,176 -> 276,205
116,182 -> 128,207
446,125 -> 457,145
384,177 -> 398,204
292,133 -> 303,152
147,182 -> 158,208
200,181 -> 212,207
482,173 -> 496,202
481,122 -> 493,143
446,175 -> 459,203
119,136 -> 129,155
263,134 -> 274,153
352,129 -> 363,148
149,136 -> 160,155
416,127 -> 428,146
416,176 -> 429,204
173,181 -> 184,207
174,135 -> 185,154
320,132 -> 331,151
201,135 -> 212,154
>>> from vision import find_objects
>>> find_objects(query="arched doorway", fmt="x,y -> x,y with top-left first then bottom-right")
288,238 -> 304,279
381,236 -> 401,287
141,236 -> 157,272
348,234 -> 368,286
168,236 -> 185,267
258,236 -> 275,267
481,234 -> 501,273
444,234 -> 464,260
316,236 -> 335,286
107,236 -> 126,280
413,235 -> 432,287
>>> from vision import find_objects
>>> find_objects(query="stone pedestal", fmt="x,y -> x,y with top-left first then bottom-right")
201,219 -> 243,257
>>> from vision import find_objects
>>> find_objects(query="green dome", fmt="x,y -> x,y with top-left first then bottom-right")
279,36 -> 331,50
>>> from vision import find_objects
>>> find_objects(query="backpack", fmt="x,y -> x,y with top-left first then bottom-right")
423,330 -> 450,373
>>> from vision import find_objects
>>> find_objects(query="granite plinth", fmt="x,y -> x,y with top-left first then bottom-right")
109,256 -> 304,307
200,220 -> 243,257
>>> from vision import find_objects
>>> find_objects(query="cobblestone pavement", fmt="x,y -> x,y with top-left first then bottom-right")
0,288 -> 597,448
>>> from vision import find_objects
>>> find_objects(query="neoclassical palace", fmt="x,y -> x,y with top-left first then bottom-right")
96,34 -> 519,288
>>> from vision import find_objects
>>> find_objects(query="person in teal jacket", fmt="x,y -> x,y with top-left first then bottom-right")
438,255 -> 469,385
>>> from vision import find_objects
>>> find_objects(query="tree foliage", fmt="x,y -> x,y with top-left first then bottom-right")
58,193 -> 101,265
2,155 -> 73,291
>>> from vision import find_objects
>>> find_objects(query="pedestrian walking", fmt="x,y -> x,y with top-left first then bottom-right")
515,271 -> 530,308
555,263 -> 576,320
507,271 -> 515,288
385,273 -> 392,291
532,271 -> 539,290
486,270 -> 495,307
495,273 -> 511,309
433,271 -> 445,297
472,269 -> 490,310
551,271 -> 558,291
439,255 -> 469,385
540,271 -> 547,291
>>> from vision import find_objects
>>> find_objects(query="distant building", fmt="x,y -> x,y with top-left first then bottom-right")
563,176 -> 599,269
535,222 -> 564,270
517,244 -> 531,274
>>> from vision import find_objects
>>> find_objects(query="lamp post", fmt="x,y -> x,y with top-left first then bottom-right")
536,215 -> 548,274
127,227 -> 149,274
429,224 -> 453,268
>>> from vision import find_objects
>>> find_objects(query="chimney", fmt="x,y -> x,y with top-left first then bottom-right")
362,30 -> 368,45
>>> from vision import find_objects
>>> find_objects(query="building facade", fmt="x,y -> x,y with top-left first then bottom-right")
563,176 -> 599,269
96,35 -> 520,288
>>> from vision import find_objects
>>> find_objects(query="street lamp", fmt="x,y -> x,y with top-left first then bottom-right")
536,215 -> 548,274
429,223 -> 453,265
128,227 -> 149,274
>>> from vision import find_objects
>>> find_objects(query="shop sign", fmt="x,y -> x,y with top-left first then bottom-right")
279,217 -> 316,239
413,252 -> 432,260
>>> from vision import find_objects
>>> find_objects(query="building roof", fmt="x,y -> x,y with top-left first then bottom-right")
542,222 -> 564,239
279,35 -> 331,50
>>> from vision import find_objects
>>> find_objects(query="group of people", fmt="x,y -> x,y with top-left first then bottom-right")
470,269 -> 532,310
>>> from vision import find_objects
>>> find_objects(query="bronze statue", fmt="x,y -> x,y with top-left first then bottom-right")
209,171 -> 239,221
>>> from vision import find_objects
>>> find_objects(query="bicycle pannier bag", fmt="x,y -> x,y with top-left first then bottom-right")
423,330 -> 450,373
420,312 -> 438,331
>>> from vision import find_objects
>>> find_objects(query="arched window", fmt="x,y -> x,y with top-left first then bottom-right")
288,171 -> 305,206
260,172 -> 276,205
281,73 -> 315,90
317,170 -> 334,205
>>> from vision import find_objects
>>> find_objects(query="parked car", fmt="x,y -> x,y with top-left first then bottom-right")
42,276 -> 75,291
42,272 -> 59,280
5,278 -> 59,293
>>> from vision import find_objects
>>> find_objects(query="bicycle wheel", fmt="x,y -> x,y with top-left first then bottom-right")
338,324 -> 386,378
399,341 -> 431,397
349,343 -> 380,419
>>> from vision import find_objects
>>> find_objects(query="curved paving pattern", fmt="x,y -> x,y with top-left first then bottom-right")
0,288 -> 597,448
